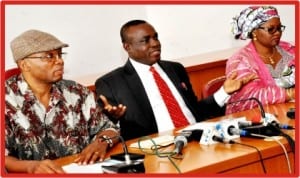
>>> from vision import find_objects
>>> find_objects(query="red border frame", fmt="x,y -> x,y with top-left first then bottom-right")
1,1 -> 299,178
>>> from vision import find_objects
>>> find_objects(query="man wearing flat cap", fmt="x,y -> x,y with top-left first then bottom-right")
5,30 -> 120,173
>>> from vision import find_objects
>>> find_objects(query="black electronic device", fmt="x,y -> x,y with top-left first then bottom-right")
180,129 -> 203,141
100,135 -> 145,173
110,153 -> 145,161
242,124 -> 282,137
287,108 -> 295,119
102,160 -> 145,173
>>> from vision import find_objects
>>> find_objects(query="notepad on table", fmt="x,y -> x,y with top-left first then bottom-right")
62,159 -> 123,173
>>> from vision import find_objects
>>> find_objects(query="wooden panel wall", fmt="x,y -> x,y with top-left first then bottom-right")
185,59 -> 227,100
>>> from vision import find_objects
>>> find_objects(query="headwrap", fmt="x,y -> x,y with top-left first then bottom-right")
231,6 -> 280,40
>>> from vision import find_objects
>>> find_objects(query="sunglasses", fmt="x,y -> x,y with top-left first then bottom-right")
257,25 -> 286,34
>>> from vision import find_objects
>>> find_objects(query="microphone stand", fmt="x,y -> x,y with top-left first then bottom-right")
101,135 -> 145,173
226,97 -> 265,118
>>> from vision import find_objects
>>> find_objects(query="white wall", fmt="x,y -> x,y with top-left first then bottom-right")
147,5 -> 294,57
5,4 -> 295,81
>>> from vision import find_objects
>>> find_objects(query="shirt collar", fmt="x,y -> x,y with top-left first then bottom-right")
129,58 -> 160,73
17,74 -> 65,106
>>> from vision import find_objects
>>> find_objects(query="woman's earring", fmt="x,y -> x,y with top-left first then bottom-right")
253,33 -> 257,41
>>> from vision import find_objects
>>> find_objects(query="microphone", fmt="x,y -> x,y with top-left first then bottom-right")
212,135 -> 235,144
238,120 -> 253,128
238,119 -> 262,128
173,135 -> 187,154
261,112 -> 294,130
215,124 -> 284,142
174,129 -> 203,154
228,125 -> 282,138
227,126 -> 250,137
101,135 -> 145,173
225,124 -> 294,153
241,124 -> 282,137
269,122 -> 295,130
227,97 -> 293,130
104,136 -> 144,163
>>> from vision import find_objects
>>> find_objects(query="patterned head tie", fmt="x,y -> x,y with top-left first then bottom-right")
231,6 -> 280,40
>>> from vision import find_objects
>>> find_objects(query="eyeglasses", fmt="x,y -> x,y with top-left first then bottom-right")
257,25 -> 286,34
25,52 -> 67,62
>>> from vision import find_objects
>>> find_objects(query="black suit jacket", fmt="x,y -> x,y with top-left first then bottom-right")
95,60 -> 224,140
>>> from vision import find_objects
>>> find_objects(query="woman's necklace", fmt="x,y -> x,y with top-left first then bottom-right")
259,48 -> 276,65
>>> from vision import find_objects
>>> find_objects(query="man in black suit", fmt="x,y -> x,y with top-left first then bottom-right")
95,20 -> 255,140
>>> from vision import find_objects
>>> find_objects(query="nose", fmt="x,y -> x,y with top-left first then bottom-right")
54,56 -> 64,64
273,30 -> 282,37
150,38 -> 160,47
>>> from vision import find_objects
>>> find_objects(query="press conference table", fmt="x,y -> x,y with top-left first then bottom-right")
54,102 -> 296,174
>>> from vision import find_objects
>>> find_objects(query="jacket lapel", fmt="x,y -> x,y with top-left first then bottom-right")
158,61 -> 182,93
158,61 -> 194,112
123,60 -> 158,129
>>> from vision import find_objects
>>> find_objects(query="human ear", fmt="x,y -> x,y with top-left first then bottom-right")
17,59 -> 31,72
123,43 -> 130,52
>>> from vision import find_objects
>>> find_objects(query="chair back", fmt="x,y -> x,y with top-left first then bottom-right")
5,68 -> 21,80
202,75 -> 226,98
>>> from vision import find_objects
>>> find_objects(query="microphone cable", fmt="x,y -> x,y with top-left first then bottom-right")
249,133 -> 292,174
212,136 -> 266,174
226,97 -> 266,118
266,123 -> 295,173
268,123 -> 295,154
136,136 -> 175,156
231,141 -> 266,174
137,136 -> 182,173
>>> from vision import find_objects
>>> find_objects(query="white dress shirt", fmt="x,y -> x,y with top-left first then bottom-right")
130,59 -> 197,132
129,59 -> 230,132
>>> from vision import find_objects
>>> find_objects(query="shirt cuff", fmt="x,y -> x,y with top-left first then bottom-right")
213,86 -> 230,107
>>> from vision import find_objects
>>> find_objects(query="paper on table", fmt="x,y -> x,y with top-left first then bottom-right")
62,159 -> 123,173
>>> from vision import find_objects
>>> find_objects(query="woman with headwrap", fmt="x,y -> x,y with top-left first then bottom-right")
225,6 -> 295,114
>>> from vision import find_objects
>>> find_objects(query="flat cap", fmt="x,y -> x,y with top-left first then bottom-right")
10,29 -> 69,62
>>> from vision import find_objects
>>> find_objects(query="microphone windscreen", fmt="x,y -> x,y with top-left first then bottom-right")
174,135 -> 188,146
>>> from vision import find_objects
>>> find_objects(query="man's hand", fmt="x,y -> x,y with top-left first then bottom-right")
74,130 -> 119,165
223,72 -> 257,94
74,138 -> 108,165
28,160 -> 65,174
99,95 -> 126,119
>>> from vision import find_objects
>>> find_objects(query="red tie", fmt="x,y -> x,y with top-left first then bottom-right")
150,66 -> 189,128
